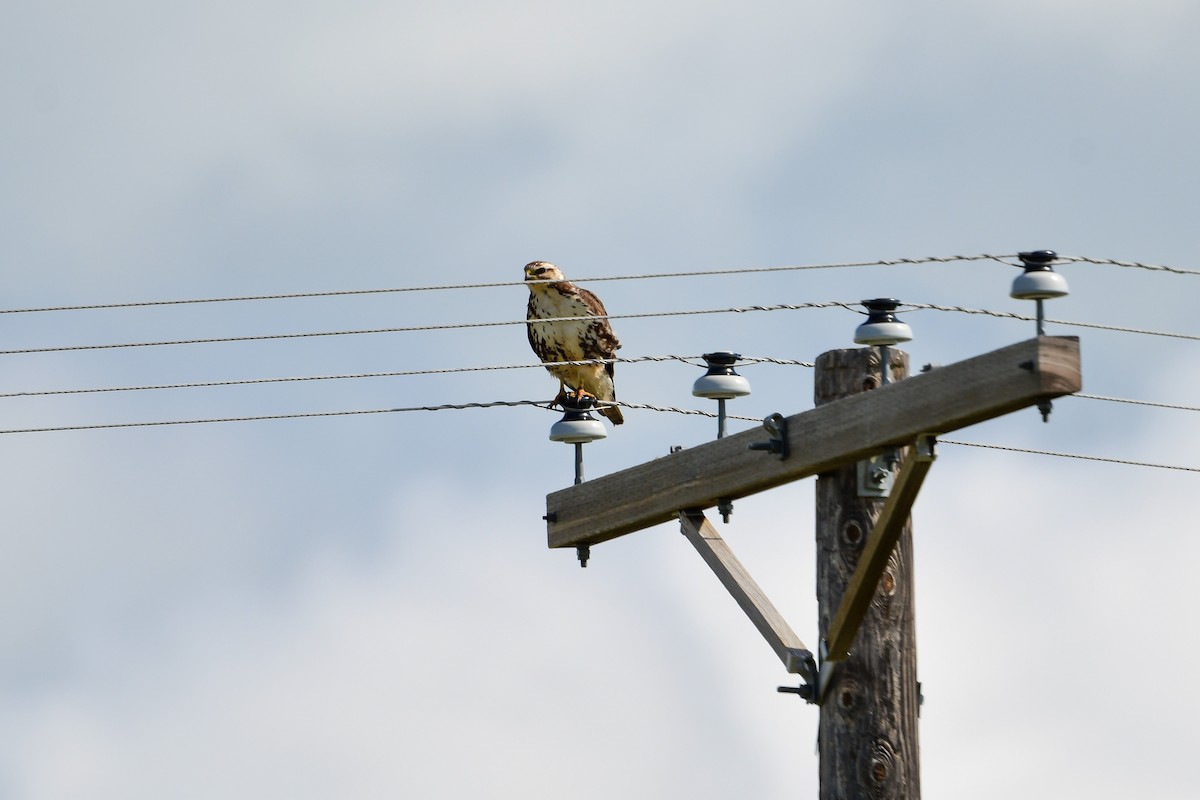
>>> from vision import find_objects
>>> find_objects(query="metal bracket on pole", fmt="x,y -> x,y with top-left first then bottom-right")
679,510 -> 817,695
857,453 -> 895,497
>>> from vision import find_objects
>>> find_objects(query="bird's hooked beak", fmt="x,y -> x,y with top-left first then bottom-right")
524,262 -> 553,283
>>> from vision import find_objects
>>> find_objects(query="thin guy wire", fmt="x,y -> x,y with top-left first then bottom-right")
0,302 -> 857,356
904,302 -> 1200,342
941,439 -> 1200,474
0,254 -> 1012,315
1073,393 -> 1200,413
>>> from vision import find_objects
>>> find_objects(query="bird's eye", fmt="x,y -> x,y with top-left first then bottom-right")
534,268 -> 548,275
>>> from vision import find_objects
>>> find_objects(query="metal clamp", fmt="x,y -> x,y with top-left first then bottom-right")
857,453 -> 895,498
776,649 -> 819,703
748,413 -> 789,460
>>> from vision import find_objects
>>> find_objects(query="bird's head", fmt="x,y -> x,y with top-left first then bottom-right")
524,261 -> 565,284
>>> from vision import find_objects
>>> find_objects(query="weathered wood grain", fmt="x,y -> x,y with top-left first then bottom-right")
824,437 -> 934,663
815,347 -> 920,800
679,511 -> 813,677
546,336 -> 1080,549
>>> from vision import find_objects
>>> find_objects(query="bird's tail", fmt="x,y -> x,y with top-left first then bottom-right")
600,404 -> 625,425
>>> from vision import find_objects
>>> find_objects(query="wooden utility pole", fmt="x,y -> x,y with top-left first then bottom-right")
815,347 -> 920,799
542,336 -> 1082,794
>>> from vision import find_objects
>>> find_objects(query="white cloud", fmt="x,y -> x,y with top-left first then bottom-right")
2,478 -> 804,798
2,1 -> 1199,797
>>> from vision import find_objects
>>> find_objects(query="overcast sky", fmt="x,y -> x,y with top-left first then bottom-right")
2,2 -> 1198,798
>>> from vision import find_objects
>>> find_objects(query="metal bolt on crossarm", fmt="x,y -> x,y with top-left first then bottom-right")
549,395 -> 608,566
1011,250 -> 1069,421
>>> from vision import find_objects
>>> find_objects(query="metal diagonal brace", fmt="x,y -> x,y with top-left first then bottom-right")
819,435 -> 937,699
679,510 -> 817,687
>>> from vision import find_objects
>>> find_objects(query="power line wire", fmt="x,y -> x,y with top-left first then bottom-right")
0,397 -> 751,435
0,302 -> 857,356
4,400 -> 1195,477
608,400 -> 760,422
1074,393 -> 1200,413
1059,255 -> 1200,277
6,297 -> 1195,357
0,254 -> 1013,316
8,348 -> 1196,424
0,400 -> 557,435
941,439 -> 1200,474
905,302 -> 1200,342
4,358 -> 1186,424
736,356 -> 816,368
3,253 -> 1195,319
0,354 -> 737,399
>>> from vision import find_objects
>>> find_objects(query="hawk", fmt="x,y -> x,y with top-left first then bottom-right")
525,261 -> 624,425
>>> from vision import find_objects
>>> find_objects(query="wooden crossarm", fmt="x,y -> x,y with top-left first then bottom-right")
545,336 -> 1080,549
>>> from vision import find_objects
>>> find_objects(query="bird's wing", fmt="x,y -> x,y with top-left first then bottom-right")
576,286 -> 621,361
